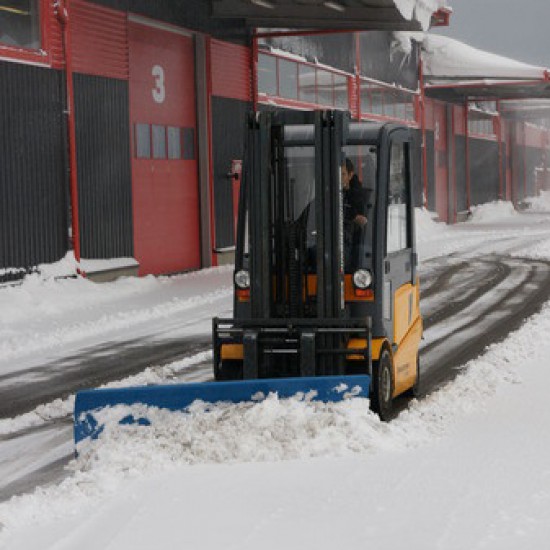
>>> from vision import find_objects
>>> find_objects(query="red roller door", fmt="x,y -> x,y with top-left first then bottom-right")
129,20 -> 200,275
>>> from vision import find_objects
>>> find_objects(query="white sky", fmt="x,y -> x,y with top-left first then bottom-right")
438,0 -> 550,68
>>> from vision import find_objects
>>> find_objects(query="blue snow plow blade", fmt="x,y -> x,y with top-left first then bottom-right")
74,375 -> 371,445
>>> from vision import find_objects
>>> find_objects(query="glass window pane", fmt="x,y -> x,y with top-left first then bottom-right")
279,59 -> 298,100
360,81 -> 371,114
317,69 -> 333,106
334,74 -> 348,110
135,124 -> 151,159
370,87 -> 384,115
152,125 -> 166,159
167,126 -> 182,159
387,143 -> 410,254
0,0 -> 40,49
183,127 -> 195,160
298,64 -> 316,104
258,54 -> 277,95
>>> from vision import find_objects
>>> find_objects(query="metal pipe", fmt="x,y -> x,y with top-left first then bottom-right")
464,100 -> 471,209
419,56 -> 429,208
55,0 -> 81,263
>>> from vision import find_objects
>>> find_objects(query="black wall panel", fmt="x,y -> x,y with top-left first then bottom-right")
410,129 -> 423,207
0,61 -> 68,277
212,96 -> 252,249
455,136 -> 467,212
74,73 -> 133,259
525,146 -> 544,198
470,139 -> 499,206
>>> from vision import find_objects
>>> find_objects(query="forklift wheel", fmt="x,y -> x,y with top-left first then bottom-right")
215,360 -> 243,381
412,352 -> 421,398
370,349 -> 394,421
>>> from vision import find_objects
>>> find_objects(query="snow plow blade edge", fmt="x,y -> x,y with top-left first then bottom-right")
74,375 -> 371,446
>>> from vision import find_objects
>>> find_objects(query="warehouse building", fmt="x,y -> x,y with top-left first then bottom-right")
1,0 -> 548,282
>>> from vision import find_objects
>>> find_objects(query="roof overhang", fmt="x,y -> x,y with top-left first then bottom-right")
210,1 -> 450,31
425,77 -> 550,103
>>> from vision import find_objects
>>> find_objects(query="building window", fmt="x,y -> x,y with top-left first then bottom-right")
298,64 -> 316,104
258,53 -> 277,96
135,124 -> 151,159
0,0 -> 40,50
317,69 -> 333,106
334,74 -> 348,110
167,126 -> 182,160
152,125 -> 166,159
278,58 -> 298,100
183,127 -> 195,160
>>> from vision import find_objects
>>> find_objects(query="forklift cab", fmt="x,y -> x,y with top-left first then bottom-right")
214,110 -> 421,419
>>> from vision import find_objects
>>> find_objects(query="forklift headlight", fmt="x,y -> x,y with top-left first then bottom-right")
353,269 -> 372,289
234,269 -> 250,289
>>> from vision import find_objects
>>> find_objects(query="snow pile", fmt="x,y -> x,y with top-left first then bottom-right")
414,207 -> 446,242
0,287 -> 541,540
525,190 -> 550,213
0,351 -> 213,437
421,34 -> 547,80
0,266 -> 232,362
469,200 -> 517,223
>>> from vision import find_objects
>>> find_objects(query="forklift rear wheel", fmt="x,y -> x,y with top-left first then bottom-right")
215,360 -> 243,381
371,349 -> 394,421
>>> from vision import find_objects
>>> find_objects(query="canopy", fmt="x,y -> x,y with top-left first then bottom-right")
211,0 -> 450,32
421,35 -> 550,102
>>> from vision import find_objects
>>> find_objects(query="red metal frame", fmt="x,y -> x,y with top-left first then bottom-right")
257,49 -> 418,126
419,57 -> 429,207
56,0 -> 81,263
205,36 -> 218,267
451,105 -> 457,222
464,100 -> 471,209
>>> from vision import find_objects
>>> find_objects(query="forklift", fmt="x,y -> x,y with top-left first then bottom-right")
213,110 -> 422,419
73,109 -> 423,445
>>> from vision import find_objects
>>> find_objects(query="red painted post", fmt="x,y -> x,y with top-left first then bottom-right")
419,57 -> 429,208
56,0 -> 81,264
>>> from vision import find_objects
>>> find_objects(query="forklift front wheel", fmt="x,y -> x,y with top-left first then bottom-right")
371,349 -> 394,421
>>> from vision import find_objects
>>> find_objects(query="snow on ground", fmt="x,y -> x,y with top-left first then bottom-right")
2,200 -> 550,548
0,264 -> 233,366
469,200 -> 518,223
525,190 -> 550,213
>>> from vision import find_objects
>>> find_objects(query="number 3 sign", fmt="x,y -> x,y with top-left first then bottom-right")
152,65 -> 166,104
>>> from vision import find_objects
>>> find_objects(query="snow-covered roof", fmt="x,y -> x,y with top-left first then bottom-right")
422,35 -> 547,81
412,34 -> 550,102
212,0 -> 449,32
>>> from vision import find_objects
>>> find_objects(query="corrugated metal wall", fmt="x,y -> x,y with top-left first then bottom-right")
0,61 -> 68,279
470,139 -> 500,206
212,96 -> 251,249
455,136 -> 467,212
74,73 -> 133,258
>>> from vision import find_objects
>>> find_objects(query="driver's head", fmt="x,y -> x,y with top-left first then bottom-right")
341,158 -> 355,189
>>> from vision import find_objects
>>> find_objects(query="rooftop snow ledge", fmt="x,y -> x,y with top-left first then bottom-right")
422,35 -> 548,80
394,0 -> 448,31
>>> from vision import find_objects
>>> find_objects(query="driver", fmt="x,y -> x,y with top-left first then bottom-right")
341,158 -> 369,271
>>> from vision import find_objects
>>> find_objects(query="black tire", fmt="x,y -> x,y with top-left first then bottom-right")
214,360 -> 243,381
412,352 -> 421,398
370,349 -> 394,421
